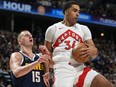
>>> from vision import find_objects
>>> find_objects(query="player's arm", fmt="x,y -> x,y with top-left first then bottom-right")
38,44 -> 52,86
85,39 -> 99,58
9,52 -> 50,78
44,25 -> 55,69
81,25 -> 99,58
44,40 -> 53,68
39,45 -> 52,72
42,40 -> 53,86
43,25 -> 55,86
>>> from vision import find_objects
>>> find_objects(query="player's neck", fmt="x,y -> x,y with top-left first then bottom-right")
20,47 -> 33,57
62,19 -> 75,27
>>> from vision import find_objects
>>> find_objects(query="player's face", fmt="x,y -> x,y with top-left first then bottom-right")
66,4 -> 80,25
19,31 -> 34,47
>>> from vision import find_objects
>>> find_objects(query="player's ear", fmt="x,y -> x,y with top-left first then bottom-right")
65,10 -> 68,15
18,39 -> 22,45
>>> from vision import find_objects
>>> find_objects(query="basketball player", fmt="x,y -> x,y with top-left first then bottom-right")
9,30 -> 51,87
44,1 -> 114,87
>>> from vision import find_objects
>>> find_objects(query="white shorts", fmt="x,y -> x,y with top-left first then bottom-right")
74,67 -> 98,87
53,62 -> 99,87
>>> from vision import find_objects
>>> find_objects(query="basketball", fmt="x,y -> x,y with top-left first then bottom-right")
72,43 -> 89,63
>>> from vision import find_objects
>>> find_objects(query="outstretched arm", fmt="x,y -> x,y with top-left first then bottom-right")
9,52 -> 50,78
41,41 -> 53,86
38,44 -> 52,86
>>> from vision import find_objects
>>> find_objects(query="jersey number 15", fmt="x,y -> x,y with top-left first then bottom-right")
32,71 -> 40,82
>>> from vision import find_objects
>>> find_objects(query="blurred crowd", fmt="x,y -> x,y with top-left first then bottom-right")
8,0 -> 116,18
0,30 -> 116,87
37,0 -> 116,18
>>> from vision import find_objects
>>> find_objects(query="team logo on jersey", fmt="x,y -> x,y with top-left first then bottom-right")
25,63 -> 44,70
53,29 -> 83,48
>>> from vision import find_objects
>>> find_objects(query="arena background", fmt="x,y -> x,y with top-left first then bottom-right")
0,0 -> 116,87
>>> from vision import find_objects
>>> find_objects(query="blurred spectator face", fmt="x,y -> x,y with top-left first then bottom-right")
37,5 -> 45,15
7,84 -> 12,87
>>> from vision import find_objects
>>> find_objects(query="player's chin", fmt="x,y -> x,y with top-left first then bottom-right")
30,43 -> 33,46
71,18 -> 77,23
74,19 -> 77,23
71,21 -> 77,25
31,43 -> 33,45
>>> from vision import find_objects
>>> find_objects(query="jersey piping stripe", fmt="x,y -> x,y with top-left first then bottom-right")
76,67 -> 91,87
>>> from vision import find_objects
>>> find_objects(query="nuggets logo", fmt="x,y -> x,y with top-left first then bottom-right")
25,63 -> 44,70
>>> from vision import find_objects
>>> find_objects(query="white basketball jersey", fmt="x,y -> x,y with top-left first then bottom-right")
45,22 -> 92,63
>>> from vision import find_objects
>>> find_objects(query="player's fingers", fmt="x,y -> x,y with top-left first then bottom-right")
43,78 -> 50,87
80,51 -> 87,55
38,57 -> 49,63
79,47 -> 88,52
39,45 -> 45,52
39,45 -> 50,55
44,55 -> 52,60
84,42 -> 89,47
39,45 -> 47,53
43,79 -> 48,86
80,53 -> 88,58
43,72 -> 50,77
46,81 -> 50,87
41,54 -> 51,60
77,55 -> 89,63
79,54 -> 88,59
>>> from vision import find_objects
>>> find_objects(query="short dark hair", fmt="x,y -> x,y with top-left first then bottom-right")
62,1 -> 79,14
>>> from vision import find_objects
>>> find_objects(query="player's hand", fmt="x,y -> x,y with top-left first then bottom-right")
77,47 -> 90,63
43,72 -> 50,87
38,54 -> 51,63
85,43 -> 98,58
72,43 -> 90,63
76,53 -> 90,63
79,47 -> 88,56
39,45 -> 50,55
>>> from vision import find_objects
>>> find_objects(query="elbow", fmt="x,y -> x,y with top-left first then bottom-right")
13,70 -> 21,78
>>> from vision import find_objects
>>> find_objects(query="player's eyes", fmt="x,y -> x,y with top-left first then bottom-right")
73,9 -> 80,13
24,34 -> 32,37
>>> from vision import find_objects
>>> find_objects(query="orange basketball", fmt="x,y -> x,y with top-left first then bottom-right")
72,43 -> 89,63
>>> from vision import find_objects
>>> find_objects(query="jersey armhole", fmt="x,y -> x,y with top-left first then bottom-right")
36,53 -> 42,57
19,51 -> 24,65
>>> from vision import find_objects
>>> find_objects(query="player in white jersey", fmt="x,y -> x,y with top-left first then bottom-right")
44,1 -> 114,87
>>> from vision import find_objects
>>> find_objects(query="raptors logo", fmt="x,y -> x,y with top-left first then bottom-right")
53,29 -> 83,49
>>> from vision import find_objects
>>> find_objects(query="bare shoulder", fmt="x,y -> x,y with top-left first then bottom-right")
10,52 -> 23,69
11,52 -> 21,57
10,52 -> 22,61
10,52 -> 23,74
